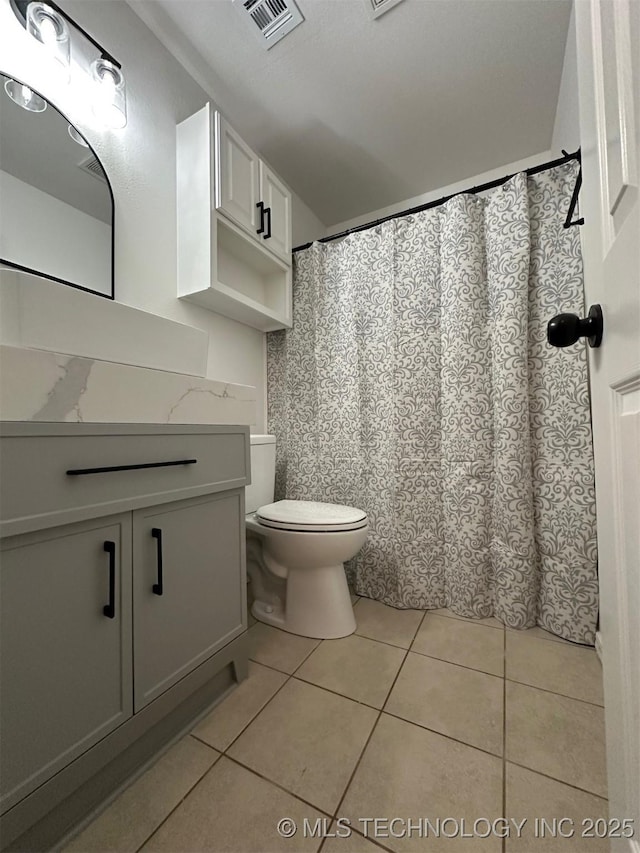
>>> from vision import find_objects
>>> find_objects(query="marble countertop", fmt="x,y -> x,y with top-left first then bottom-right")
0,345 -> 256,426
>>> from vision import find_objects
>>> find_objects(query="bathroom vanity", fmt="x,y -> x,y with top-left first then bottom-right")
0,422 -> 250,851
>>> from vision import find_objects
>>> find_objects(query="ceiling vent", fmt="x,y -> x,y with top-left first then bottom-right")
364,0 -> 406,19
78,155 -> 107,183
235,0 -> 304,48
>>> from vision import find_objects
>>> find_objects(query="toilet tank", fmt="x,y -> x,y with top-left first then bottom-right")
245,434 -> 276,513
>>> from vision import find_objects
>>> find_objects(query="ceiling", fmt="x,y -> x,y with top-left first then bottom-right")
130,0 -> 572,227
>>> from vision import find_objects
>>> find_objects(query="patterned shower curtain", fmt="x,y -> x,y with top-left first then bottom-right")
267,162 -> 598,645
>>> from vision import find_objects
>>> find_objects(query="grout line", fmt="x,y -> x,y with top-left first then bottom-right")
410,609 -> 427,644
354,630 -> 418,652
188,732 -> 224,753
189,731 -> 218,750
427,610 -> 505,632
505,627 -> 577,646
222,671 -> 294,754
219,634 -> 327,756
133,747 -> 223,853
508,628 -> 596,650
292,637 -> 329,675
247,654 -> 298,676
380,646 -> 411,714
407,646 -> 505,679
68,727 -> 223,852
332,709 -> 383,819
246,638 -> 321,677
504,759 -> 609,802
291,674 -> 385,712
505,678 -> 605,708
380,708 -> 504,760
224,753 -> 336,819
330,645 -> 413,822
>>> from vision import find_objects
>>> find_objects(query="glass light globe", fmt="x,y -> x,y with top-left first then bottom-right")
91,58 -> 127,129
4,79 -> 47,112
68,124 -> 89,147
26,2 -> 71,78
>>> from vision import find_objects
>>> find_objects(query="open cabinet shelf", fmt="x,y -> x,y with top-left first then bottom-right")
180,216 -> 291,331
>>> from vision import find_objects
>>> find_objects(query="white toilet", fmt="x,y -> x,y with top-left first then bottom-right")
245,435 -> 368,639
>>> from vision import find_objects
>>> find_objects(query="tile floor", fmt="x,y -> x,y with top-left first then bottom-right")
65,596 -> 607,853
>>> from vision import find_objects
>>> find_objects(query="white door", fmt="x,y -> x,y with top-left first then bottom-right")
575,0 -> 639,846
259,161 -> 292,262
215,112 -> 261,237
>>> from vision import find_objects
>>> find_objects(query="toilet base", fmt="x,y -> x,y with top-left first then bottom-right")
251,562 -> 356,640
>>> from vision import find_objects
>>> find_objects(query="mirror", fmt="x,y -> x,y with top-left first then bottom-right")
0,73 -> 113,298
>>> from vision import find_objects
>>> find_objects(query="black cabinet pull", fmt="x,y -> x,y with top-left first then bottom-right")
263,206 -> 272,240
256,201 -> 265,235
151,528 -> 163,596
103,541 -> 116,618
67,459 -> 197,476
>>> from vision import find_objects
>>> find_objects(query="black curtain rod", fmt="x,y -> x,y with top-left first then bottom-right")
292,148 -> 582,254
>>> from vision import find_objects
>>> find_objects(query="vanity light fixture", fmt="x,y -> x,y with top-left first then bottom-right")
10,0 -> 128,129
91,58 -> 126,130
25,1 -> 70,78
3,78 -> 47,112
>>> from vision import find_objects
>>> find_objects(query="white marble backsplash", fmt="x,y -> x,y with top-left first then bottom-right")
0,346 -> 256,425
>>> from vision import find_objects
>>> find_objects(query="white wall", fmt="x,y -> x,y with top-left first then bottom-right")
551,4 -> 580,155
0,0 -> 324,431
326,149 -> 554,236
0,170 -> 111,295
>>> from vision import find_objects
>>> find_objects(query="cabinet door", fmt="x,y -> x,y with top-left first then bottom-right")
0,515 -> 133,812
215,113 -> 261,238
259,161 -> 292,262
133,491 -> 245,711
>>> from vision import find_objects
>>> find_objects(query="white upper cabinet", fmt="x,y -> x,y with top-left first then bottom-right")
215,114 -> 261,237
177,104 -> 292,331
259,161 -> 292,261
215,113 -> 292,264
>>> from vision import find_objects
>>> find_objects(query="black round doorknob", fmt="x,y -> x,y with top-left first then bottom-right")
547,304 -> 603,348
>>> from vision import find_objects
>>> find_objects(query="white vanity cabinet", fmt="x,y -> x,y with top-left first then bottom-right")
0,423 -> 249,852
0,514 -> 133,814
133,491 -> 243,711
178,104 -> 292,331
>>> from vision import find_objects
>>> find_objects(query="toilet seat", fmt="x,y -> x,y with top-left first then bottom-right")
256,500 -> 368,533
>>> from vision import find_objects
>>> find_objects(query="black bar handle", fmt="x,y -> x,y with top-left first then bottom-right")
263,206 -> 272,240
256,201 -> 265,235
103,541 -> 116,618
151,528 -> 163,596
67,459 -> 197,476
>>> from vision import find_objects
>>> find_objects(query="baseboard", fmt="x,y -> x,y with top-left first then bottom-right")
595,630 -> 603,664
